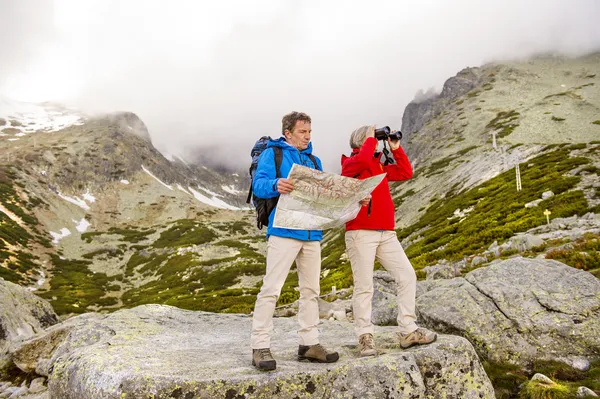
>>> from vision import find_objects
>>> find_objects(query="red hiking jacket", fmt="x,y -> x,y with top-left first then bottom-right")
341,137 -> 413,231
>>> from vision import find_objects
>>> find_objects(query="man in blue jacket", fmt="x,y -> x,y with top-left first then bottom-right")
251,111 -> 339,371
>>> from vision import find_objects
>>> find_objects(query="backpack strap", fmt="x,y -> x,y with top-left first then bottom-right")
246,185 -> 253,204
247,147 -> 283,204
246,163 -> 254,204
307,154 -> 320,171
273,147 -> 283,178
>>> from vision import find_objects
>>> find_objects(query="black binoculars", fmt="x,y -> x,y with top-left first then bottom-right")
374,126 -> 402,141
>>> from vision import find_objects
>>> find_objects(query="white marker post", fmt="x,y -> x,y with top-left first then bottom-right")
331,285 -> 336,295
515,164 -> 522,191
544,209 -> 551,225
490,132 -> 497,149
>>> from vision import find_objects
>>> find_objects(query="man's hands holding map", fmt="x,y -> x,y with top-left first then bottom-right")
277,178 -> 295,194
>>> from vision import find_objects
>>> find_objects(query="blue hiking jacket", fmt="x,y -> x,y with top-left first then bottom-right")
252,137 -> 323,241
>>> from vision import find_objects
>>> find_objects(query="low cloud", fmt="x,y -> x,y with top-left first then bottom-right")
1,0 -> 600,172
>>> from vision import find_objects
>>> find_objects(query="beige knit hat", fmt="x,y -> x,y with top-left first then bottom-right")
349,125 -> 373,149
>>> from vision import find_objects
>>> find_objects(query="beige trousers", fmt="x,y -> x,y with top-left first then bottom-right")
251,236 -> 321,349
345,230 -> 418,337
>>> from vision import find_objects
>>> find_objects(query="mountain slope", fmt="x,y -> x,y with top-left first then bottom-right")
317,52 -> 600,292
1,53 -> 599,317
0,103 -> 265,315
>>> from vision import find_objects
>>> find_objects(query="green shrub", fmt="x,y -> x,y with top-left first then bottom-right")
457,145 -> 478,156
397,146 -> 592,268
519,379 -> 570,399
545,233 -> 600,271
486,110 -> 520,138
107,227 -> 155,243
423,155 -> 460,177
229,221 -> 249,235
80,231 -> 105,243
483,361 -> 528,399
152,219 -> 216,248
0,265 -> 25,284
82,248 -> 124,259
39,255 -> 111,314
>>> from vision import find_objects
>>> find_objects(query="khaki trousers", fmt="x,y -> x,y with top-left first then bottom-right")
251,236 -> 321,349
345,230 -> 418,337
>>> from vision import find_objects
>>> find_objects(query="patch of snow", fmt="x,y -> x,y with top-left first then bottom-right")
197,185 -> 222,198
82,190 -> 96,203
8,138 -> 19,141
15,132 -> 26,137
0,98 -> 86,134
0,203 -> 25,226
37,271 -> 45,286
57,192 -> 90,210
188,186 -> 241,210
41,170 -> 47,176
222,184 -> 243,195
232,173 -> 239,177
142,165 -> 173,190
73,218 -> 90,233
450,206 -> 474,219
50,227 -> 71,243
177,184 -> 191,195
175,155 -> 188,166
120,179 -> 130,184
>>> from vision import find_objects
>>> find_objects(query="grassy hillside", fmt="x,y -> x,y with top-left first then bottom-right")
2,54 -> 599,318
0,165 -> 52,285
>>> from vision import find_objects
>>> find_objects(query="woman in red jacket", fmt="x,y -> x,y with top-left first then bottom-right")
342,125 -> 437,357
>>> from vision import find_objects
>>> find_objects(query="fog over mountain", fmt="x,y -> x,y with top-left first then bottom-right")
1,0 -> 600,172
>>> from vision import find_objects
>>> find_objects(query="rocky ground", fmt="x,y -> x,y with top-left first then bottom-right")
1,283 -> 494,399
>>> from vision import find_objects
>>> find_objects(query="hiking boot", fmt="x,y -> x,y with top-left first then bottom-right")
298,344 -> 339,363
358,333 -> 377,357
398,327 -> 437,349
252,348 -> 276,371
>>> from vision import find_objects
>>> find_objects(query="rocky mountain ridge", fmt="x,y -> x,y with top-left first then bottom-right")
0,52 -> 600,398
0,103 -> 259,317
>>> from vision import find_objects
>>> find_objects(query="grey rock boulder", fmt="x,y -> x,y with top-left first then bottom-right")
10,313 -> 105,376
507,233 -> 544,252
542,190 -> 555,200
415,257 -> 600,365
0,279 -> 58,374
372,271 -> 399,326
577,386 -> 599,398
424,260 -> 464,280
317,298 -> 351,321
11,305 -> 494,399
560,357 -> 591,372
471,255 -> 487,267
530,373 -> 554,384
27,378 -> 46,394
525,199 -> 543,208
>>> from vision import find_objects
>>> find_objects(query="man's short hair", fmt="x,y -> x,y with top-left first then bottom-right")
282,111 -> 311,134
350,125 -> 371,149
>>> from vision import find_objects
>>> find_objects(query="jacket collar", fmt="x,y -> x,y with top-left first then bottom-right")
268,136 -> 314,154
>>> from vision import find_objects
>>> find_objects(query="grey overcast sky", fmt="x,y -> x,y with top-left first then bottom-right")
1,0 -> 600,171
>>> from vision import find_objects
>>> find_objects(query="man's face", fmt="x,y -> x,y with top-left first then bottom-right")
285,120 -> 311,150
